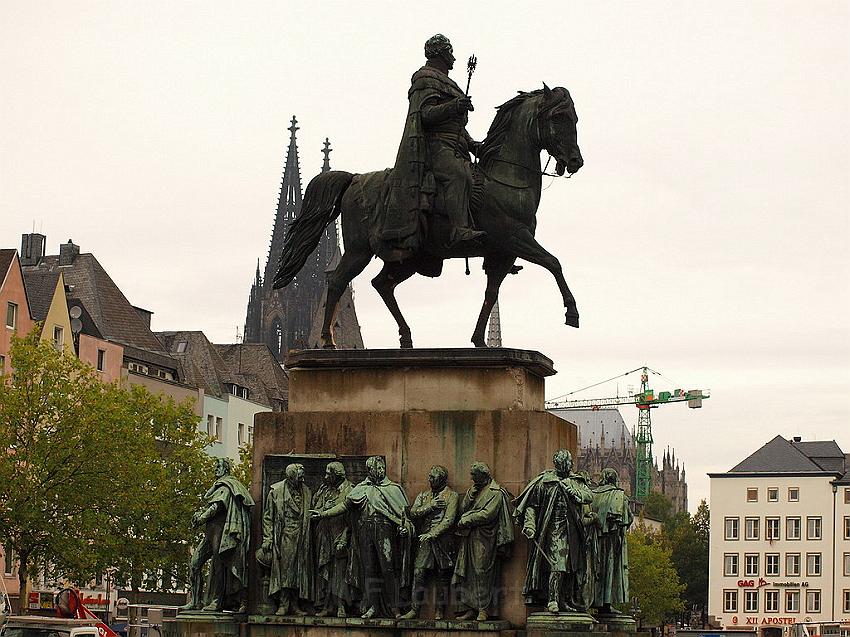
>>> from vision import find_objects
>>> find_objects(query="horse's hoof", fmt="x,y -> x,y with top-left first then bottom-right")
400,337 -> 413,349
565,313 -> 580,329
471,339 -> 487,348
322,343 -> 337,350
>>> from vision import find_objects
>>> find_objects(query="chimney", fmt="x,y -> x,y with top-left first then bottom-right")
792,436 -> 802,443
59,240 -> 80,266
20,233 -> 46,266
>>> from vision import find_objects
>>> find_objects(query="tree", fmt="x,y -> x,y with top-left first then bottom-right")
665,501 -> 710,624
642,491 -> 673,524
233,442 -> 253,490
627,527 -> 684,627
0,332 -> 214,609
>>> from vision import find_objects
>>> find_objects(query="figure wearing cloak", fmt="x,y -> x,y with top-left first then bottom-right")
513,449 -> 593,613
380,33 -> 484,261
452,462 -> 514,622
262,463 -> 313,616
181,458 -> 253,613
400,465 -> 459,620
311,462 -> 354,617
592,468 -> 633,611
317,456 -> 413,619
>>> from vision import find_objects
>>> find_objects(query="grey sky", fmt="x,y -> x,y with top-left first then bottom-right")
2,1 -> 848,509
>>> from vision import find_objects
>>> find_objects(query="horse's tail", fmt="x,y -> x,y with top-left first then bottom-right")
273,170 -> 354,289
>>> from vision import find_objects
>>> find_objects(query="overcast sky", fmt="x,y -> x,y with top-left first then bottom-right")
2,1 -> 848,510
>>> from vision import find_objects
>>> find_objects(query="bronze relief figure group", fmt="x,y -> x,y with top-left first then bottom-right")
253,451 -> 631,622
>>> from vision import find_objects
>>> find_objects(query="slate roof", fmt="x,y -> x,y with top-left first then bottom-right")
157,331 -> 234,397
213,343 -> 289,410
549,408 -> 634,450
20,267 -> 61,321
724,435 -> 846,476
0,250 -> 15,285
22,254 -> 166,353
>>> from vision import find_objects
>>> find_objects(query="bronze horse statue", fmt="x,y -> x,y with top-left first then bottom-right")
274,84 -> 583,348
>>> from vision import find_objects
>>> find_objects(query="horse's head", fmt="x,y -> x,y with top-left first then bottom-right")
538,83 -> 583,176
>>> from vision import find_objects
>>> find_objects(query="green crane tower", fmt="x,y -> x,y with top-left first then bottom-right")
546,366 -> 710,501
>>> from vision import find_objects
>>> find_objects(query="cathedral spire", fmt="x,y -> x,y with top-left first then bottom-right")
321,138 -> 332,173
264,115 -> 303,288
486,300 -> 502,347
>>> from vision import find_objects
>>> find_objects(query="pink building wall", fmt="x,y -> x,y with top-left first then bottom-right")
1,251 -> 35,364
78,334 -> 123,384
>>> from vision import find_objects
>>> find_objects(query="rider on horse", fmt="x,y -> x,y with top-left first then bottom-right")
381,34 -> 485,262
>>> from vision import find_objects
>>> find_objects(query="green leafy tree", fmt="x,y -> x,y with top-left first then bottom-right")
627,527 -> 685,627
233,442 -> 253,490
0,332 -> 214,609
642,491 -> 674,524
665,501 -> 710,623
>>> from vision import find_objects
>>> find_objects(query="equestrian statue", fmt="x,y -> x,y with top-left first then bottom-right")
273,34 -> 584,349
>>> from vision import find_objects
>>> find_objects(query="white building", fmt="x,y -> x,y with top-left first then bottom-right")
709,435 -> 850,637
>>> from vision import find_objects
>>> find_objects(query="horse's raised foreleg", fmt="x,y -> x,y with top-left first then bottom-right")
471,257 -> 514,347
372,261 -> 418,348
510,229 -> 580,328
321,250 -> 372,349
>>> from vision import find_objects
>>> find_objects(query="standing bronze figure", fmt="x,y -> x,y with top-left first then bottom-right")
315,456 -> 413,619
591,468 -> 633,614
452,462 -> 514,622
273,33 -> 583,349
261,463 -> 313,616
180,458 -> 253,613
513,449 -> 593,613
401,465 -> 459,620
311,461 -> 354,617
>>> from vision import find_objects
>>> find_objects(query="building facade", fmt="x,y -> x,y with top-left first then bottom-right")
708,435 -> 850,636
244,117 -> 363,359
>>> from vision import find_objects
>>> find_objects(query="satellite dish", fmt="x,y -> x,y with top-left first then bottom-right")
69,305 -> 82,319
71,318 -> 83,334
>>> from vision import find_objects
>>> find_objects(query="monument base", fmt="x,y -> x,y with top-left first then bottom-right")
163,612 -> 246,637
248,615 -> 511,635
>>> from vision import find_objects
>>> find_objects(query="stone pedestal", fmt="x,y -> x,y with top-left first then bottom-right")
250,348 -> 575,631
163,612 -> 246,637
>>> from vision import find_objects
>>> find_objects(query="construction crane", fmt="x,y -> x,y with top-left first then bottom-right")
546,366 -> 710,501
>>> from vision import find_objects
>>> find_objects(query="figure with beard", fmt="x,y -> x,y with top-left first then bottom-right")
311,461 -> 354,617
180,458 -> 253,613
399,465 -> 459,620
452,462 -> 514,622
513,449 -> 593,613
592,468 -> 633,613
262,463 -> 312,616
316,456 -> 413,619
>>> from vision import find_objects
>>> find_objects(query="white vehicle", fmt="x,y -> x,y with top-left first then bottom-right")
0,616 -> 101,637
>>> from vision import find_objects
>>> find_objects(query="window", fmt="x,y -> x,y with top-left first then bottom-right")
745,553 -> 759,577
807,516 -> 822,540
247,425 -> 254,444
786,589 -> 800,613
52,325 -> 64,349
723,590 -> 738,613
215,417 -> 223,441
787,516 -> 802,540
724,553 -> 739,576
844,552 -> 850,577
6,302 -> 18,328
96,349 -> 105,371
765,589 -> 779,613
844,590 -> 850,614
806,552 -> 821,576
845,488 -> 850,505
788,487 -> 799,502
845,516 -> 850,540
786,553 -> 801,576
176,341 -> 187,353
744,589 -> 759,613
238,423 -> 245,446
767,487 -> 778,502
765,553 -> 780,576
3,548 -> 14,575
766,517 -> 780,540
745,517 -> 760,540
128,361 -> 148,374
747,487 -> 758,502
206,414 -> 214,437
806,590 -> 821,613
0,354 -> 5,374
724,517 -> 740,540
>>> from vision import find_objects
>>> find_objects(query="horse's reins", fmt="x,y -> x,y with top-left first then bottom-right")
486,155 -> 574,188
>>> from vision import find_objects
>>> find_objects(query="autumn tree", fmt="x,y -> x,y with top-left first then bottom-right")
665,500 -> 710,625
